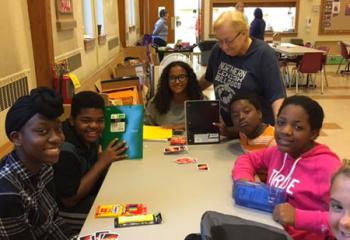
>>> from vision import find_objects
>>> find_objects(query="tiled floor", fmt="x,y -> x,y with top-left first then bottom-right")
195,59 -> 350,161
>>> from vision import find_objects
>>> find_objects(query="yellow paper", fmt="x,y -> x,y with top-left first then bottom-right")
66,73 -> 81,89
143,125 -> 172,141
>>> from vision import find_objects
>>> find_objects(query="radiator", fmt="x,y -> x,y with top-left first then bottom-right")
0,70 -> 30,112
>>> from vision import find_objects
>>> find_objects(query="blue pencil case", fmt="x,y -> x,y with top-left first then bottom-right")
233,181 -> 287,212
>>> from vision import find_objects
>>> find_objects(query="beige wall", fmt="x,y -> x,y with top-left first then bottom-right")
51,0 -> 122,86
0,0 -> 142,147
296,0 -> 350,44
7,0 -> 348,148
0,1 -> 36,146
125,0 -> 141,46
203,0 -> 350,45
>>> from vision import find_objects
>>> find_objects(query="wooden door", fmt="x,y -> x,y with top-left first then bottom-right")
118,0 -> 126,47
27,0 -> 54,87
148,0 -> 175,43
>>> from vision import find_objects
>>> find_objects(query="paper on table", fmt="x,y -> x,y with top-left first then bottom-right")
143,125 -> 172,141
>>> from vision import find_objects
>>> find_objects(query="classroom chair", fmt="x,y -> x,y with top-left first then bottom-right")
317,46 -> 330,87
336,42 -> 350,75
292,52 -> 324,94
289,38 -> 304,46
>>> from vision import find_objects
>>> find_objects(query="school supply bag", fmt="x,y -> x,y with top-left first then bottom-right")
102,105 -> 144,159
200,211 -> 292,240
233,181 -> 287,212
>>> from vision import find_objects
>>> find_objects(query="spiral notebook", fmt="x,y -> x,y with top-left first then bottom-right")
185,100 -> 220,144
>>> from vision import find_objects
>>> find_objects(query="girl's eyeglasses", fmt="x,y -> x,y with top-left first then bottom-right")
169,74 -> 188,83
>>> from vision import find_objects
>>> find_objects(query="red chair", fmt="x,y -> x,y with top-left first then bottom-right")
295,52 -> 324,94
304,42 -> 312,48
336,42 -> 350,74
317,46 -> 330,86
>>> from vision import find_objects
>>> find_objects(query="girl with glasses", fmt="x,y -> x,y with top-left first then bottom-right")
144,61 -> 205,130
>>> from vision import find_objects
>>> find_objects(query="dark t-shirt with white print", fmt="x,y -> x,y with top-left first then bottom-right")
205,38 -> 285,126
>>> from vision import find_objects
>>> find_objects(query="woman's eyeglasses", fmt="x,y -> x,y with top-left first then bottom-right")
169,74 -> 188,83
217,32 -> 241,47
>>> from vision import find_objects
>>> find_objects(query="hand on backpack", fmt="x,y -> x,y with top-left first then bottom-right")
272,202 -> 295,226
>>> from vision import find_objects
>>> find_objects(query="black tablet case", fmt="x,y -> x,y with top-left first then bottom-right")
185,100 -> 220,144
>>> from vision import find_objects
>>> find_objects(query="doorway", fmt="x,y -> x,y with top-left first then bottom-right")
148,0 -> 175,43
174,0 -> 200,45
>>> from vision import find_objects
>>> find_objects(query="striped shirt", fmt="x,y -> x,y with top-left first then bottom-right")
0,151 -> 72,240
239,125 -> 275,153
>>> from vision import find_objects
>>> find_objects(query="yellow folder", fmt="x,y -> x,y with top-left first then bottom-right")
143,125 -> 172,141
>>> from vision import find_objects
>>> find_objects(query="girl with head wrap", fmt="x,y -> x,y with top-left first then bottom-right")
0,87 -> 73,239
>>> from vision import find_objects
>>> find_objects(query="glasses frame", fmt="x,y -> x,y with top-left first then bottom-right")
169,74 -> 188,84
217,31 -> 242,47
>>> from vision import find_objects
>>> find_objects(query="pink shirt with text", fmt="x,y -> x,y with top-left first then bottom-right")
232,143 -> 341,240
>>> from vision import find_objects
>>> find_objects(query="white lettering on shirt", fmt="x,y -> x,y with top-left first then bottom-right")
286,179 -> 300,194
214,62 -> 247,112
268,169 -> 300,195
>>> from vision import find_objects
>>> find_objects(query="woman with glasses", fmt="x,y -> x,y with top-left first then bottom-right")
144,61 -> 204,130
199,10 -> 285,138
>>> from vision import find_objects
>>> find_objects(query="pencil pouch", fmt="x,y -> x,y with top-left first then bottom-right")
233,181 -> 286,212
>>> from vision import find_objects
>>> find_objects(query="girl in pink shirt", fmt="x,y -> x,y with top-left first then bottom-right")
232,95 -> 341,240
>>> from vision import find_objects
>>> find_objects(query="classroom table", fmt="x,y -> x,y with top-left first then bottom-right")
271,43 -> 327,93
79,140 -> 281,239
158,44 -> 198,63
271,42 -> 326,56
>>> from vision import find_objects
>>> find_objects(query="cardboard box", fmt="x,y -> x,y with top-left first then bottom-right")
114,63 -> 146,79
150,53 -> 159,66
59,104 -> 71,121
153,65 -> 161,92
106,86 -> 140,105
114,65 -> 137,78
123,46 -> 148,63
97,76 -> 143,105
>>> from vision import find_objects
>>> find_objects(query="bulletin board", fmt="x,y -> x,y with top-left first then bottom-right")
55,0 -> 77,31
319,0 -> 350,34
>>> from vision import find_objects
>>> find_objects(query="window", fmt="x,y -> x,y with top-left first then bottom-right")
246,7 -> 295,32
210,0 -> 299,35
82,0 -> 94,38
95,0 -> 104,35
127,0 -> 136,28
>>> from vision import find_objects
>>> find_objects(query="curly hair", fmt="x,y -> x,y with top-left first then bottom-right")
229,91 -> 262,112
277,95 -> 324,131
154,61 -> 203,114
71,91 -> 105,118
